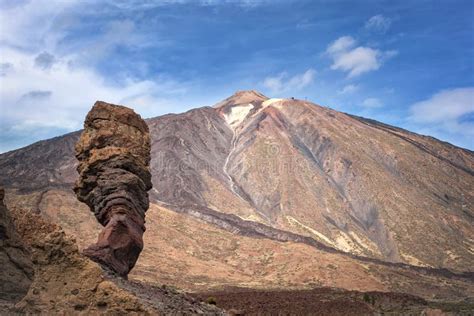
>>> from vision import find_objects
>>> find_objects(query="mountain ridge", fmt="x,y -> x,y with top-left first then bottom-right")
1,91 -> 473,300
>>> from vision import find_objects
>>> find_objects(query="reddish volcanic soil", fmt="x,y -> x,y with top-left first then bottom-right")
190,287 -> 468,315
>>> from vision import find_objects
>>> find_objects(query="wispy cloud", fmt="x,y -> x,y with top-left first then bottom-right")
1,48 -> 184,131
361,97 -> 383,108
34,52 -> 56,70
0,0 -> 79,50
106,0 -> 273,9
326,36 -> 397,78
408,87 -> 474,148
365,15 -> 392,33
0,63 -> 14,76
326,36 -> 356,55
263,68 -> 316,94
339,84 -> 359,94
409,87 -> 474,123
0,1 -> 195,153
20,90 -> 53,101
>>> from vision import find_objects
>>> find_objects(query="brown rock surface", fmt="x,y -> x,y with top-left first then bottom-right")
6,206 -> 224,315
0,188 -> 33,303
74,101 -> 152,277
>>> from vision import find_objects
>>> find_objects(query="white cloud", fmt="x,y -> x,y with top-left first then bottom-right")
326,36 -> 356,54
408,87 -> 474,148
331,47 -> 380,78
326,36 -> 397,78
339,84 -> 359,94
361,97 -> 383,108
0,0 -> 198,152
0,0 -> 78,50
0,63 -> 14,76
0,48 -> 184,133
409,87 -> 474,123
365,15 -> 392,33
263,68 -> 316,94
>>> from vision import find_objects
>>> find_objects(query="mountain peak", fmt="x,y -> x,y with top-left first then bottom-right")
214,90 -> 268,109
233,89 -> 267,99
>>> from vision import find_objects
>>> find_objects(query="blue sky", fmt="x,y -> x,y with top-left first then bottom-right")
0,0 -> 473,152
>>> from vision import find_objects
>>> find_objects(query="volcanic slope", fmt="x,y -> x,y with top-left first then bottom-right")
0,90 -> 473,299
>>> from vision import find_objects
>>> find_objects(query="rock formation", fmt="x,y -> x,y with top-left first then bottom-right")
1,91 -> 473,305
5,201 -> 223,315
74,101 -> 152,277
0,188 -> 34,303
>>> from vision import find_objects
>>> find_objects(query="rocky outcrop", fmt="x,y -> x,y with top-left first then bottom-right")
0,188 -> 34,303
74,101 -> 152,277
8,205 -> 223,315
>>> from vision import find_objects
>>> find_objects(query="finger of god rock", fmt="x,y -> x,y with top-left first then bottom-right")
74,101 -> 152,277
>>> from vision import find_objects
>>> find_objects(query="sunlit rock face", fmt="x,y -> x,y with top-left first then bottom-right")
0,187 -> 34,302
74,101 -> 152,277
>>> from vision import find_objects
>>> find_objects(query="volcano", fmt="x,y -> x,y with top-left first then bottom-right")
1,91 -> 473,304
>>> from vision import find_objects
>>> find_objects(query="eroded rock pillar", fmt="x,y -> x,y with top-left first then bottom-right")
74,101 -> 152,277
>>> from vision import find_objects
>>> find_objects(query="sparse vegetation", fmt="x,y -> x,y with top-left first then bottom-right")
206,296 -> 217,305
363,293 -> 376,305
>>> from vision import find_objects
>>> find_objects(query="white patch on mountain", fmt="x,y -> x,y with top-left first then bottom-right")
224,103 -> 254,128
